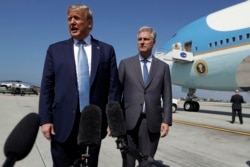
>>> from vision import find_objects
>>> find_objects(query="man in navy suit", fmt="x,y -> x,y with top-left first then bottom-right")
118,26 -> 172,167
39,4 -> 121,167
230,89 -> 244,124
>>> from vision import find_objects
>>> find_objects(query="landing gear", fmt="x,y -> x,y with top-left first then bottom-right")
183,88 -> 200,112
184,101 -> 199,111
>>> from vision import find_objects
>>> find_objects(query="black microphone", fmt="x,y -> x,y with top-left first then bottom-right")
105,101 -> 126,137
77,105 -> 102,148
105,102 -> 166,167
3,112 -> 40,167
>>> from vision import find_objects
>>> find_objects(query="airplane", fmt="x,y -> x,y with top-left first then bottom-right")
0,80 -> 39,96
155,1 -> 250,111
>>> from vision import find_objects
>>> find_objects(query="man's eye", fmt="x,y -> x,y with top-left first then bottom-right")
138,38 -> 150,41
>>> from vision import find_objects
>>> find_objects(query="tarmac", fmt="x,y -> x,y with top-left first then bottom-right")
0,94 -> 250,167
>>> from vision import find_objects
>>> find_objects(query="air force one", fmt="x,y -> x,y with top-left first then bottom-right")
155,1 -> 250,111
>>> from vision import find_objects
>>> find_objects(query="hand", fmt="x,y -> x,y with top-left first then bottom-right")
160,123 -> 169,138
41,123 -> 55,141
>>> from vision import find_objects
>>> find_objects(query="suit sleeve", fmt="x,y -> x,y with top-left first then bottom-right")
108,47 -> 122,102
162,63 -> 172,126
39,46 -> 55,125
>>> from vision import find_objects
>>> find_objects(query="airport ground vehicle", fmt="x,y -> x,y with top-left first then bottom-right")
161,98 -> 179,113
0,81 -> 39,96
172,98 -> 178,113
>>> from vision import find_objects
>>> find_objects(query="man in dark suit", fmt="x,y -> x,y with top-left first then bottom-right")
39,4 -> 121,167
230,89 -> 244,124
118,26 -> 172,167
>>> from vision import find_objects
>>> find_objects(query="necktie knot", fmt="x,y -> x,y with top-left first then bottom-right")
141,59 -> 149,64
78,40 -> 85,44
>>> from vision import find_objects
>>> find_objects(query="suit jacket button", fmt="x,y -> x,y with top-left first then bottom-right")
144,91 -> 146,94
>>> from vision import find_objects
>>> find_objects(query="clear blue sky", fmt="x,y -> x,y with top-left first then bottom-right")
1,0 -> 249,101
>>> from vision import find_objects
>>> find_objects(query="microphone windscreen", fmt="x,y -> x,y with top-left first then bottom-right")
106,101 -> 126,137
4,113 -> 40,161
77,105 -> 102,147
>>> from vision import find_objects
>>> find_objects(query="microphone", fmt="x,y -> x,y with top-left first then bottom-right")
77,105 -> 102,148
105,102 -> 166,167
105,101 -> 126,137
3,112 -> 40,167
75,105 -> 102,167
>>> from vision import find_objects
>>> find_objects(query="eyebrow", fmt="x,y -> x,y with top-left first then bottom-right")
138,37 -> 151,41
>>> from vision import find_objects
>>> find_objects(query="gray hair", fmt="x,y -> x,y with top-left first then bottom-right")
138,26 -> 157,40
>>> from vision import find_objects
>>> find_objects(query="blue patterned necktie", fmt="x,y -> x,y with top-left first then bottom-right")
142,59 -> 149,86
78,40 -> 90,112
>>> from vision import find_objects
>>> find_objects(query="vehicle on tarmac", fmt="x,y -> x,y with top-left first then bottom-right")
0,80 -> 39,96
161,98 -> 179,113
172,98 -> 178,113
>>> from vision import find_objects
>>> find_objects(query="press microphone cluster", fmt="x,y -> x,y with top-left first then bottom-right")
3,113 -> 40,167
105,101 -> 126,138
105,101 -> 165,167
75,105 -> 102,167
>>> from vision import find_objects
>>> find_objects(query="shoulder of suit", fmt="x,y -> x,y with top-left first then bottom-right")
153,57 -> 169,66
91,36 -> 114,48
121,55 -> 138,62
49,38 -> 73,48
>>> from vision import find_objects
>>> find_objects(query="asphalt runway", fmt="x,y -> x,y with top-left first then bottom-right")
0,95 -> 249,167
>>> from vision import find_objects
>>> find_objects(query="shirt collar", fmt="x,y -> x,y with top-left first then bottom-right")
73,35 -> 91,45
139,55 -> 153,62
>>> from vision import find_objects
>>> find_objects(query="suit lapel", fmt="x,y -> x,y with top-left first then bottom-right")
132,55 -> 144,87
147,57 -> 159,87
90,37 -> 100,86
64,39 -> 78,85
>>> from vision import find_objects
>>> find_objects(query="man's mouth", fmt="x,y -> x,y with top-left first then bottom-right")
71,27 -> 78,33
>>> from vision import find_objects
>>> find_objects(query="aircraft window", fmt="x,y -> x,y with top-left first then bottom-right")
239,35 -> 243,40
246,33 -> 250,39
220,40 -> 223,45
214,41 -> 217,46
226,38 -> 229,43
232,37 -> 236,42
209,43 -> 212,48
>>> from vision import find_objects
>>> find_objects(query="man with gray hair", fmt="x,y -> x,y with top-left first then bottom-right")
118,26 -> 172,167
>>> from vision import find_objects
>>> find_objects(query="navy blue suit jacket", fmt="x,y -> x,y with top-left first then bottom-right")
39,36 -> 121,143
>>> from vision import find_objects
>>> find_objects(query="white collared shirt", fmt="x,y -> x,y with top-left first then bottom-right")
73,35 -> 92,76
139,55 -> 153,78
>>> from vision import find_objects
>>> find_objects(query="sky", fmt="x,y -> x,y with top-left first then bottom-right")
0,0 -> 249,102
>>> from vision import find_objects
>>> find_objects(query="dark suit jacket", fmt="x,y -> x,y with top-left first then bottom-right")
230,94 -> 244,110
118,55 -> 172,133
39,36 -> 121,143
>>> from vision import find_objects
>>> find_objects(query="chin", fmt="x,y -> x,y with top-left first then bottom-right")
70,32 -> 80,38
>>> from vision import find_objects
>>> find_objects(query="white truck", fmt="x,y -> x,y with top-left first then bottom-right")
172,98 -> 178,113
161,98 -> 179,113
